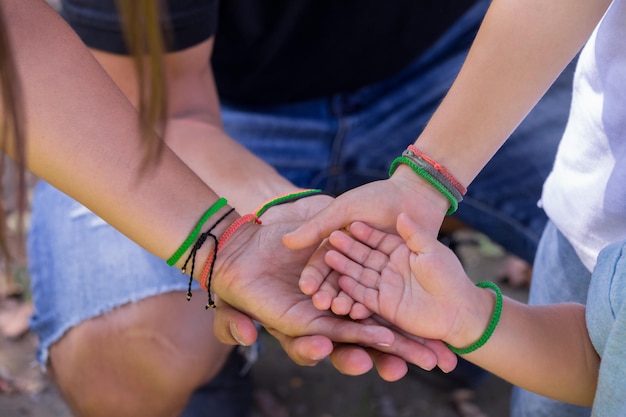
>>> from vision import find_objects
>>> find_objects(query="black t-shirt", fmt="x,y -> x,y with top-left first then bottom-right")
212,0 -> 475,104
62,0 -> 476,105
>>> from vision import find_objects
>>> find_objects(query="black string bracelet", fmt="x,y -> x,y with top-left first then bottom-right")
204,233 -> 219,309
180,207 -> 235,301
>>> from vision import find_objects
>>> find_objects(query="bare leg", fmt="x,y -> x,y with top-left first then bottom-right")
48,291 -> 233,417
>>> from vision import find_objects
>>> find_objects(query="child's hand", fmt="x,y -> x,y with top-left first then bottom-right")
325,213 -> 477,343
300,226 -> 406,319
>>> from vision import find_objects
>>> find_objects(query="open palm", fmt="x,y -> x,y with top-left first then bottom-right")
211,201 -> 457,374
326,217 -> 475,342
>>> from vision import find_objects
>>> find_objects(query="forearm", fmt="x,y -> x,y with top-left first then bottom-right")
166,122 -> 296,214
451,293 -> 599,406
91,39 -> 297,214
409,0 -> 611,188
3,0 -> 236,267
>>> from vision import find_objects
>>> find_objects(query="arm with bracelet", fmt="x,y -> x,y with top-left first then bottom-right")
323,214 -> 598,407
284,0 -> 611,300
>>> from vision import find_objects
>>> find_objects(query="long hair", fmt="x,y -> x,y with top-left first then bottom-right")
116,0 -> 168,168
0,0 -> 168,265
0,2 -> 27,268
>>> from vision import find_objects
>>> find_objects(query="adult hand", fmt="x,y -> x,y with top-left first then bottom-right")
211,196 -> 457,378
213,194 -> 340,365
283,167 -> 450,251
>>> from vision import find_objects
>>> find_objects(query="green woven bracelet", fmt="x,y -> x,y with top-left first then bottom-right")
167,197 -> 228,266
255,189 -> 330,217
446,281 -> 503,355
389,156 -> 458,215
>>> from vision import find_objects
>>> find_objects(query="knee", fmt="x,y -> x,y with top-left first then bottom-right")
48,294 -> 232,417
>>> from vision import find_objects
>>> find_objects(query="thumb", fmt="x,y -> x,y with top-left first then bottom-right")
213,301 -> 259,346
283,204 -> 345,250
396,213 -> 438,255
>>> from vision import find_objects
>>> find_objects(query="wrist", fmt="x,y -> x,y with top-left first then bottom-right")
410,137 -> 481,188
446,282 -> 499,352
390,164 -> 451,216
198,211 -> 260,307
254,189 -> 334,219
175,204 -> 239,275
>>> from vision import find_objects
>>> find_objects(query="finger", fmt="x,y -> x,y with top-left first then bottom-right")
329,344 -> 374,376
329,290 -> 356,316
360,316 -> 439,372
326,249 -> 390,292
348,221 -> 405,255
349,302 -> 373,320
396,213 -> 439,254
324,248 -> 366,280
328,229 -> 390,272
368,349 -> 409,382
299,239 -> 334,295
337,274 -> 382,313
422,338 -> 458,373
283,203 -> 348,250
213,302 -> 259,346
265,328 -> 334,366
311,269 -> 342,310
306,316 -> 395,348
380,320 -> 458,373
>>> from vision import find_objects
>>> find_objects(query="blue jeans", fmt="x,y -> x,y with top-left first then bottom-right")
510,221 -> 593,417
586,240 -> 626,417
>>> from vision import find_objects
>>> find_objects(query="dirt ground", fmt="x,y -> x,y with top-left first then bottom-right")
0,209 -> 528,417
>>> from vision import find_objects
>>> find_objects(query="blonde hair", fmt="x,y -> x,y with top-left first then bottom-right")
0,3 -> 27,265
0,0 -> 168,264
116,0 -> 168,167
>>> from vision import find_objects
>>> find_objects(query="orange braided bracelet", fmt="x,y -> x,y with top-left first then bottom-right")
198,214 -> 262,308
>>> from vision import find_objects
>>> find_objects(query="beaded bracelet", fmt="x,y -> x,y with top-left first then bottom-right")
402,150 -> 464,204
407,145 -> 467,195
254,189 -> 333,217
446,281 -> 503,355
199,213 -> 262,309
167,197 -> 228,266
389,156 -> 458,215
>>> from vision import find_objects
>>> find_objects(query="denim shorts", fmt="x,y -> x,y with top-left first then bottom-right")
585,240 -> 626,417
29,0 -> 574,365
510,221 -> 593,417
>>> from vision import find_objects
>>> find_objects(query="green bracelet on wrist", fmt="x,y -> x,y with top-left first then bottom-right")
389,156 -> 458,215
254,189 -> 333,217
446,281 -> 503,355
167,197 -> 228,266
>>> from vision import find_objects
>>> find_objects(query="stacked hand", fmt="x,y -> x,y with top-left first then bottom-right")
211,195 -> 458,380
282,170 -> 450,312
322,214 -> 479,344
314,211 -> 497,353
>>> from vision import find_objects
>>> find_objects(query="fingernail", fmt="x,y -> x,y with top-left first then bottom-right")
376,342 -> 391,348
229,322 -> 248,346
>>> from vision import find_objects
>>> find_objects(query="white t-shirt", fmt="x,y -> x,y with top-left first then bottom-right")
541,0 -> 626,272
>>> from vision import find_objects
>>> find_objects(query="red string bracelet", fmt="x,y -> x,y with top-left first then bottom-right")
198,214 -> 262,308
407,145 -> 467,195
181,208 -> 235,301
